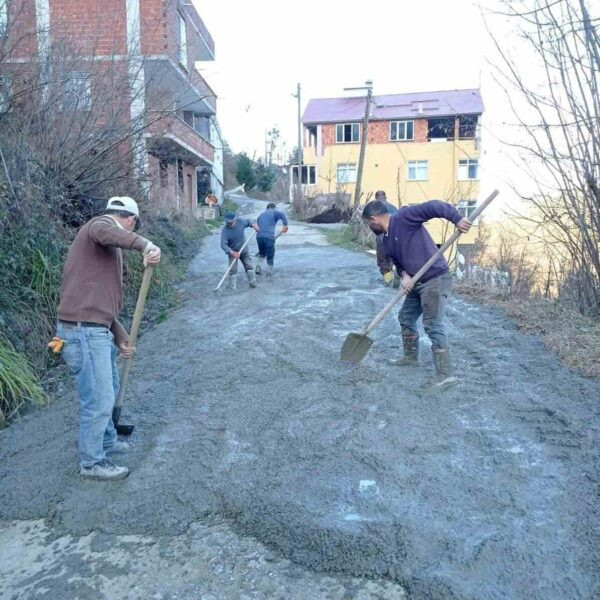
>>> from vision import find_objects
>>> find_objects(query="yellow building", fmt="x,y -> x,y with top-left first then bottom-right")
295,88 -> 484,251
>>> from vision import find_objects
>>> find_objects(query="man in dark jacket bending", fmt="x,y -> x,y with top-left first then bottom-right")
362,199 -> 471,389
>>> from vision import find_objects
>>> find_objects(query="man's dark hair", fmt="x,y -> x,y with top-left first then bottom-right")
374,190 -> 387,200
267,202 -> 276,209
362,200 -> 391,219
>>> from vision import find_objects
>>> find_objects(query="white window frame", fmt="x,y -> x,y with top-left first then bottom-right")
407,160 -> 428,182
0,74 -> 11,113
179,12 -> 188,69
390,120 -> 414,141
336,123 -> 360,144
457,199 -> 477,220
337,163 -> 357,184
458,159 -> 479,180
63,72 -> 91,111
0,1 -> 7,37
292,164 -> 317,185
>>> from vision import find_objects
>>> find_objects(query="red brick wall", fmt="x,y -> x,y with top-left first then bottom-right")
321,124 -> 335,149
141,0 -> 168,55
5,0 -> 38,59
49,0 -> 127,56
414,119 -> 428,143
317,119 -> 430,147
148,154 -> 179,213
367,121 -> 389,144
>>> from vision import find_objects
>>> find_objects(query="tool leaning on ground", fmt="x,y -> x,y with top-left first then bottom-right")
340,190 -> 500,364
112,264 -> 155,436
214,229 -> 257,292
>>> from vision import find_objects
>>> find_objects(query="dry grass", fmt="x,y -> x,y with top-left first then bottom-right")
455,280 -> 600,379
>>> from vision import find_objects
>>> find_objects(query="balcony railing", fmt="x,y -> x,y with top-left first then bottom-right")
146,111 -> 214,164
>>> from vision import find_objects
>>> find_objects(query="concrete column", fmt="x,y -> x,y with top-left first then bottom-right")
126,0 -> 149,187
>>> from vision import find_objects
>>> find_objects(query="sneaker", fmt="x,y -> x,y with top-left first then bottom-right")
105,440 -> 132,454
80,459 -> 129,481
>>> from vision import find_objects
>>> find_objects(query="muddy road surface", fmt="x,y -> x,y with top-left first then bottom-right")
1,197 -> 598,600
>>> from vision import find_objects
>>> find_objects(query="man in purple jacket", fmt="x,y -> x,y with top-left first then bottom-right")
362,199 -> 472,389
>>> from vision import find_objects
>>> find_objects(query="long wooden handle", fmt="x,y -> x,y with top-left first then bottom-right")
115,264 -> 155,409
214,230 -> 257,291
363,190 -> 499,336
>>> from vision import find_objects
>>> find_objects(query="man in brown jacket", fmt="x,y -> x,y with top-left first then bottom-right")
56,196 -> 161,481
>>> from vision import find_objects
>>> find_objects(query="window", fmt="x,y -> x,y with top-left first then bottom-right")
292,165 -> 316,185
458,115 -> 477,138
407,160 -> 428,181
390,120 -> 414,141
63,72 -> 91,110
0,1 -> 7,37
457,200 -> 477,220
0,74 -> 11,113
179,13 -> 187,68
336,123 -> 359,143
337,163 -> 357,184
427,117 -> 455,140
458,159 -> 478,180
159,160 -> 168,188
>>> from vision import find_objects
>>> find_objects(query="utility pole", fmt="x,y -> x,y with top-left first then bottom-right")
292,83 -> 303,201
344,80 -> 373,207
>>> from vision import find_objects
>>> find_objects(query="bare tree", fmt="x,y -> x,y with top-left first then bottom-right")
485,0 -> 600,314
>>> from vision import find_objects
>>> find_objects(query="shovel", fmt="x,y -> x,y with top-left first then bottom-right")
112,264 -> 155,435
341,190 -> 499,363
214,230 -> 257,291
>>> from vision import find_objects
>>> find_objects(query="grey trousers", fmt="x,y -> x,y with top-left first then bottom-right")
398,272 -> 452,350
228,250 -> 253,275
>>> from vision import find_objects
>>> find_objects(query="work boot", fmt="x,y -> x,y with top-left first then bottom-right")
246,270 -> 257,288
255,255 -> 264,275
389,333 -> 419,367
266,264 -> 273,278
227,274 -> 237,290
426,348 -> 457,390
105,440 -> 132,454
80,459 -> 129,481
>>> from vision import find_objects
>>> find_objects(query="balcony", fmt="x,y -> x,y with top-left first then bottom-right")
145,112 -> 214,166
145,59 -> 216,115
182,2 -> 215,61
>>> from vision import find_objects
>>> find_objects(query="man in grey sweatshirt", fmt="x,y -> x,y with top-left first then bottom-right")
220,211 -> 259,289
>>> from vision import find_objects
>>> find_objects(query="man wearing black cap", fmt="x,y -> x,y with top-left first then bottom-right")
220,211 -> 259,290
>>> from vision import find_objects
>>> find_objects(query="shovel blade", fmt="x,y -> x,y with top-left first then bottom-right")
340,333 -> 373,363
115,423 -> 135,436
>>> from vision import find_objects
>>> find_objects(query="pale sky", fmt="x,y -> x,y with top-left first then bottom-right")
193,0 -> 538,218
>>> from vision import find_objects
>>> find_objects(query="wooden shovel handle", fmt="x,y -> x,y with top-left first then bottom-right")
363,190 -> 499,336
115,264 -> 154,409
214,230 -> 257,291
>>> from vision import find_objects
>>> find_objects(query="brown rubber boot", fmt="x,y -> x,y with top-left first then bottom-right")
389,333 -> 419,367
426,348 -> 457,390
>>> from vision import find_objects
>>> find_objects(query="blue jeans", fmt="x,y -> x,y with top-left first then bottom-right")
257,237 -> 276,265
398,272 -> 452,350
56,322 -> 119,468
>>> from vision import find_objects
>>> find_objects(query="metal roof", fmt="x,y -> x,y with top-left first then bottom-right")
302,89 -> 484,124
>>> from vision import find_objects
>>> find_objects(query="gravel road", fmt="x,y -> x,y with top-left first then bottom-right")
0,197 -> 598,600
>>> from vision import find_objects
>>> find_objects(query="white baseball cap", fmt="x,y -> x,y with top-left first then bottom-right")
106,196 -> 140,217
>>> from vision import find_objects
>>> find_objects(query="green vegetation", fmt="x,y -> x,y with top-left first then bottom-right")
0,334 -> 47,427
0,193 -> 215,427
324,225 -> 366,251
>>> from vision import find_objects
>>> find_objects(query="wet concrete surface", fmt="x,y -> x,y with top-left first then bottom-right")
0,197 -> 598,599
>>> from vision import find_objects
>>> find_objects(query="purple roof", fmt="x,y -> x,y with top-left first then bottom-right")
302,89 -> 484,124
